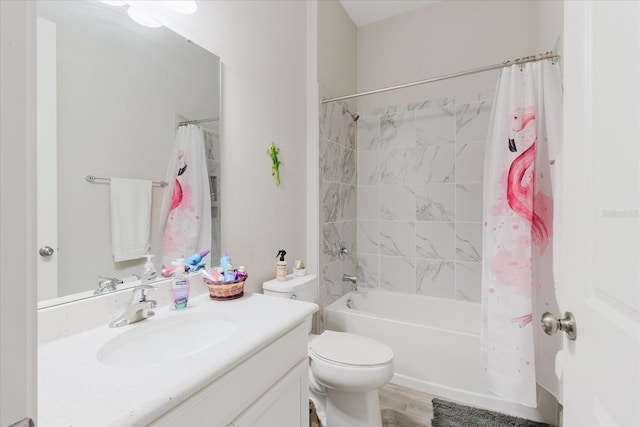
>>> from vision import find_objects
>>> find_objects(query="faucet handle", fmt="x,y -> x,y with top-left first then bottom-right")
130,284 -> 158,302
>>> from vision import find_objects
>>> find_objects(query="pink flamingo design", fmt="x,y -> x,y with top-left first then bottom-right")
170,151 -> 188,211
506,107 -> 548,244
511,313 -> 533,328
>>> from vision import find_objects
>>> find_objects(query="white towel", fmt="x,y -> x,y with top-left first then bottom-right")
109,178 -> 152,262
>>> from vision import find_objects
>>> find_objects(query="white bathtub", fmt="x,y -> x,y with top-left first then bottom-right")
324,290 -> 557,424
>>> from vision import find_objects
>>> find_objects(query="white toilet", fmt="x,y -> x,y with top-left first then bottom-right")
263,274 -> 394,427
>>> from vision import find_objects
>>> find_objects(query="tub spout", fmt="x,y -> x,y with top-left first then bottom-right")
342,274 -> 356,284
342,274 -> 357,291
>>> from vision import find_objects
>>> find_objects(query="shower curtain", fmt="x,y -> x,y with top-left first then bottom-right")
158,124 -> 211,268
481,59 -> 563,407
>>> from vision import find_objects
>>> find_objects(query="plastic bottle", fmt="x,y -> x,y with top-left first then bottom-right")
141,254 -> 157,283
276,250 -> 287,281
184,249 -> 210,266
224,263 -> 237,282
236,266 -> 247,282
170,259 -> 190,310
219,251 -> 232,270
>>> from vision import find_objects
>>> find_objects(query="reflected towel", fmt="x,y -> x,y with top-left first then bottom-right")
110,178 -> 152,262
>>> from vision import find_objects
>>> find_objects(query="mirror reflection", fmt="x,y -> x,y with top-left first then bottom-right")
36,1 -> 221,307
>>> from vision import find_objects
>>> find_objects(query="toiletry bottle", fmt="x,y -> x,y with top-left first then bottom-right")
276,250 -> 287,281
170,259 -> 190,310
236,266 -> 247,282
220,251 -> 232,270
224,263 -> 236,282
141,254 -> 157,283
185,249 -> 210,266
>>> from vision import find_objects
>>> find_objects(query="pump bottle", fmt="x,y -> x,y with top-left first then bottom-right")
170,259 -> 190,310
276,250 -> 287,281
141,253 -> 157,283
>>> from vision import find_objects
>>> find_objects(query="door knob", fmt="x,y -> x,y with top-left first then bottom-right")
541,311 -> 577,341
39,246 -> 55,257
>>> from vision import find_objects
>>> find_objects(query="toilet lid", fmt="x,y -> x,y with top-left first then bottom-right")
309,330 -> 393,367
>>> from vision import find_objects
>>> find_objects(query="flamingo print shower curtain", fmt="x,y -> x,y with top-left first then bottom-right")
158,124 -> 211,268
481,59 -> 563,407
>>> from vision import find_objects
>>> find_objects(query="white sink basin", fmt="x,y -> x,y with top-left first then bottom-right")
97,312 -> 238,367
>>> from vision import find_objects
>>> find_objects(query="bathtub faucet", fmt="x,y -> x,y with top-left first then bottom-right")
342,273 -> 357,291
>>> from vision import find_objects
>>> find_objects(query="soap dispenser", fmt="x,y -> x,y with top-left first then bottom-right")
170,259 -> 190,310
141,253 -> 157,283
276,250 -> 287,281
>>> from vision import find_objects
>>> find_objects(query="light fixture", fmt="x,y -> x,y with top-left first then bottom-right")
127,6 -> 163,28
163,1 -> 198,14
100,0 -> 126,5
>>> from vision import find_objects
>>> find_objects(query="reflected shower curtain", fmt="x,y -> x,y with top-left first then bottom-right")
481,59 -> 563,407
158,124 -> 211,268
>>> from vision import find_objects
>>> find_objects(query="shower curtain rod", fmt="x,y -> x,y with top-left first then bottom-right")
178,117 -> 219,127
321,51 -> 559,104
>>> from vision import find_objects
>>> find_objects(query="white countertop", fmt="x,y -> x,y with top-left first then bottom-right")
38,292 -> 317,427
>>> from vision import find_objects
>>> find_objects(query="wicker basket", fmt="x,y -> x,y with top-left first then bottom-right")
203,277 -> 246,300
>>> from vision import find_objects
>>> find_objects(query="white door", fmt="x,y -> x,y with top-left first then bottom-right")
0,1 -> 38,426
557,1 -> 640,426
36,16 -> 59,301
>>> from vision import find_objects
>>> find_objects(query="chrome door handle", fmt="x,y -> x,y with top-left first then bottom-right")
541,311 -> 577,341
39,246 -> 55,257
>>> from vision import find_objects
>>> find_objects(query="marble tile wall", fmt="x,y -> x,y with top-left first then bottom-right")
356,92 -> 493,302
318,95 -> 357,329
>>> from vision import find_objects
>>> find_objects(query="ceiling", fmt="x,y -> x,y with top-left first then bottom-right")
338,0 -> 442,27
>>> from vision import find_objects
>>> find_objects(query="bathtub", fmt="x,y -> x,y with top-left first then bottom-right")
324,290 -> 557,424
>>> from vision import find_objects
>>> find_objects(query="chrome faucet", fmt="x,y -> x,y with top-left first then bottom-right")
342,273 -> 357,291
109,285 -> 157,328
94,275 -> 123,295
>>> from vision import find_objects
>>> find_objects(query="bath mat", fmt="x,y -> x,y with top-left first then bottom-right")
431,398 -> 553,427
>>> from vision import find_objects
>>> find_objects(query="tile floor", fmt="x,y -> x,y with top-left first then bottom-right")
379,383 -> 439,426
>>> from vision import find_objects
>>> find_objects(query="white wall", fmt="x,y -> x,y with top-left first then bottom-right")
318,0 -> 357,108
357,0 -> 562,111
129,1 -> 308,293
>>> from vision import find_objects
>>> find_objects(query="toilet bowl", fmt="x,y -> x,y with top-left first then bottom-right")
309,330 -> 393,427
263,275 -> 394,427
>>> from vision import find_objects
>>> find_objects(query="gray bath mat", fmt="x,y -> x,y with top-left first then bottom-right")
431,398 -> 553,427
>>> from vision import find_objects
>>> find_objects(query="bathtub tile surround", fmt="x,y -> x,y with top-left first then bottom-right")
319,86 -> 357,329
357,92 -> 492,302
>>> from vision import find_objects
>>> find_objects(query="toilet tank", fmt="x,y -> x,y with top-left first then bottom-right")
263,274 -> 318,304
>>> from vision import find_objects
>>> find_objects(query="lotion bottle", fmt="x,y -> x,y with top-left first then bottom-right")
170,259 -> 190,310
141,253 -> 157,283
276,250 -> 287,281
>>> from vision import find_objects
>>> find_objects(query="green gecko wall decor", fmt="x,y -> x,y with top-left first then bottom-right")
267,142 -> 283,186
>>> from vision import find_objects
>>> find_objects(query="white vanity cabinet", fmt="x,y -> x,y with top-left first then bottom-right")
230,360 -> 308,427
39,292 -> 317,427
149,322 -> 310,427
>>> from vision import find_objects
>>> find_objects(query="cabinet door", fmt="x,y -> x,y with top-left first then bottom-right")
231,360 -> 309,427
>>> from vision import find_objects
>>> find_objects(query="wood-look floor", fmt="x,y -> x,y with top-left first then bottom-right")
379,383 -> 439,427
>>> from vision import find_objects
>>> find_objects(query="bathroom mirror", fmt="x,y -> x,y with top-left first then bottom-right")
36,1 -> 221,307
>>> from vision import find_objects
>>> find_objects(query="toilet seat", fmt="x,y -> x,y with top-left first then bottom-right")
309,330 -> 393,367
